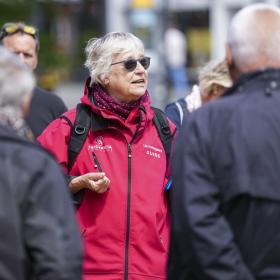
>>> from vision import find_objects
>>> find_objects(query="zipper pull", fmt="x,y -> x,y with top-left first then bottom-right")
128,144 -> 132,158
92,152 -> 103,172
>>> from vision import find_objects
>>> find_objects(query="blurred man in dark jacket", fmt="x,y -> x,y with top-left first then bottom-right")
168,3 -> 280,280
0,46 -> 82,280
0,22 -> 67,138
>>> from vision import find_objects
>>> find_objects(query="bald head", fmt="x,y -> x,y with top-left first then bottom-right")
226,4 -> 280,77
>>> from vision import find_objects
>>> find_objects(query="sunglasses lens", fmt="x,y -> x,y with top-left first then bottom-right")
3,23 -> 37,37
123,57 -> 150,71
124,59 -> 137,71
5,25 -> 18,34
111,57 -> 151,71
139,57 -> 150,69
23,25 -> 36,35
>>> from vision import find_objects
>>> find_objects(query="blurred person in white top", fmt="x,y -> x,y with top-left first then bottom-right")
164,20 -> 189,98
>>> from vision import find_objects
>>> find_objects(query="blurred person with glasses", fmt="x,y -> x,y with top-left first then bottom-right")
0,22 -> 67,138
38,32 -> 176,280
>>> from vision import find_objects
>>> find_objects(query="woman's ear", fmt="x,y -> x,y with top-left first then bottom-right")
203,85 -> 223,103
211,84 -> 225,98
103,77 -> 110,86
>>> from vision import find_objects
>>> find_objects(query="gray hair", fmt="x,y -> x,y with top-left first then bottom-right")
84,32 -> 144,85
227,3 -> 280,71
199,59 -> 232,97
0,46 -> 35,137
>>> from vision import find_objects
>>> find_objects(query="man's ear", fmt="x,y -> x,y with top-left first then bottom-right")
33,55 -> 38,70
21,92 -> 32,117
225,44 -> 233,68
225,43 -> 239,81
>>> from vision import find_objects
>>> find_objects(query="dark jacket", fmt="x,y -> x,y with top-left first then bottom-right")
25,86 -> 67,138
0,124 -> 83,280
168,69 -> 280,280
165,98 -> 188,128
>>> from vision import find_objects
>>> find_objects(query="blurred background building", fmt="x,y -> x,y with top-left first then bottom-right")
0,0 -> 278,108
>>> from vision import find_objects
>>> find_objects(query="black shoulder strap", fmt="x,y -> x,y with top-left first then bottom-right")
152,107 -> 173,165
63,105 -> 172,168
66,103 -> 91,172
60,103 -> 91,206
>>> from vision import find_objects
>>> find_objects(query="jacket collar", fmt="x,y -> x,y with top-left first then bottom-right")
0,124 -> 32,145
91,112 -> 108,132
224,68 -> 280,97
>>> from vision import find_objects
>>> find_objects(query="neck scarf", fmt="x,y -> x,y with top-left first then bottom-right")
92,83 -> 148,120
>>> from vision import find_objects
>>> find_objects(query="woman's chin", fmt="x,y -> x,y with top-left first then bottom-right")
132,90 -> 146,100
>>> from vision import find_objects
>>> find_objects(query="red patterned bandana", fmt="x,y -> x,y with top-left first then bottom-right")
92,83 -> 148,120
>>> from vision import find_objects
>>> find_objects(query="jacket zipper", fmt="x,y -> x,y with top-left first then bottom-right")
124,144 -> 132,280
124,109 -> 144,280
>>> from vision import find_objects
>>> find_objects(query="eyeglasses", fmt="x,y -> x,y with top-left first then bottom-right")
0,22 -> 38,40
111,56 -> 151,72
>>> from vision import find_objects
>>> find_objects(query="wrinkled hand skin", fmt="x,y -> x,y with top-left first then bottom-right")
70,172 -> 111,194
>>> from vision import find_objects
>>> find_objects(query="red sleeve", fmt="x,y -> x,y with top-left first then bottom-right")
37,116 -> 72,174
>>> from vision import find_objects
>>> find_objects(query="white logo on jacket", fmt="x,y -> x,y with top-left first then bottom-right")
95,136 -> 104,146
88,136 -> 113,152
143,144 -> 162,159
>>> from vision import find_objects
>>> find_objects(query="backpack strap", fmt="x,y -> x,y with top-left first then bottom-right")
60,115 -> 74,130
63,103 -> 92,172
60,103 -> 92,206
64,105 -> 172,170
151,107 -> 173,165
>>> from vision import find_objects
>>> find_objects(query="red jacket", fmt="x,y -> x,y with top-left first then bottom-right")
38,81 -> 175,280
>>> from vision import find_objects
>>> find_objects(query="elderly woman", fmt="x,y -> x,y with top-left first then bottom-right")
38,32 -> 175,280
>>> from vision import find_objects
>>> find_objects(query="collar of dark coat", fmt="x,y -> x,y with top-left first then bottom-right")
0,124 -> 21,140
224,68 -> 280,97
0,124 -> 43,152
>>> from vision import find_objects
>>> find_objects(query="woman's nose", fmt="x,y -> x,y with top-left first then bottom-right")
135,61 -> 145,72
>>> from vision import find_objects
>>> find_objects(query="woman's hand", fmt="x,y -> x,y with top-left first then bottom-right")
69,172 -> 110,194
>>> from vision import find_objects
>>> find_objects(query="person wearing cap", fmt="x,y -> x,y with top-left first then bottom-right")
165,59 -> 232,128
0,22 -> 67,138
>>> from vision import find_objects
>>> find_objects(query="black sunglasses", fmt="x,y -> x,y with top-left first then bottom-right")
111,56 -> 151,72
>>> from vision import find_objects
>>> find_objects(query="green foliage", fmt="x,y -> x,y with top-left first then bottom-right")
0,0 -> 104,83
76,27 -> 99,66
0,1 -> 35,24
0,1 -> 71,76
39,33 -> 71,70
